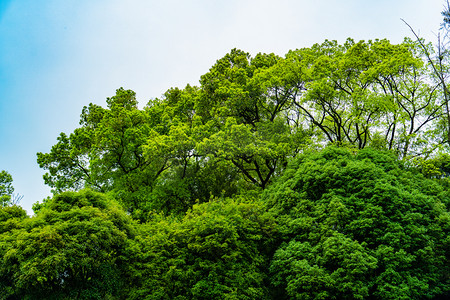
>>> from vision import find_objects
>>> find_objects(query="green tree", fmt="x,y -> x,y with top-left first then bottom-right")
284,39 -> 444,157
38,87 -> 247,217
265,146 -> 450,299
196,49 -> 311,189
38,41 -> 450,218
36,130 -> 99,193
140,87 -> 246,215
0,170 -> 14,206
37,88 -> 171,214
0,189 -> 136,299
0,170 -> 22,207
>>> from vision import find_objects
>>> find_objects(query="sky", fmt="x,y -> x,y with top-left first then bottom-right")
0,0 -> 445,214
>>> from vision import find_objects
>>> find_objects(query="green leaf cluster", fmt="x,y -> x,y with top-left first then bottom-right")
129,196 -> 276,299
0,189 -> 135,299
0,170 -> 14,206
265,146 -> 450,299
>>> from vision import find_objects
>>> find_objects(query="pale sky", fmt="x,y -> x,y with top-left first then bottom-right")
0,0 -> 445,214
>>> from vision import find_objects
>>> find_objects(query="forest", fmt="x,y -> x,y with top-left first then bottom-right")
1,8 -> 450,300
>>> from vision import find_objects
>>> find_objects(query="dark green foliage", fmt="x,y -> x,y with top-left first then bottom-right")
129,195 -> 276,300
265,146 -> 450,299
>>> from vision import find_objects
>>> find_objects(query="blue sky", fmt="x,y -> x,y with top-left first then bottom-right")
0,0 -> 445,214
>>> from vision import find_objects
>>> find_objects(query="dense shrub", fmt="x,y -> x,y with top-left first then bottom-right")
265,146 -> 450,299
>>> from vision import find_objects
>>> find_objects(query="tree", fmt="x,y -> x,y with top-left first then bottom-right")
37,130 -> 99,193
0,204 -> 28,299
0,189 -> 136,299
197,49 -> 311,189
38,87 -> 247,217
265,146 -> 450,299
38,41 -> 450,217
0,170 -> 16,206
0,170 -> 13,205
401,0 -> 450,148
37,88 -> 171,214
283,39 -> 445,157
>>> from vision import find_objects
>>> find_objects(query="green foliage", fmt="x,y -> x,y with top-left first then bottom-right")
195,49 -> 312,189
0,205 -> 28,299
0,205 -> 27,234
129,196 -> 276,300
265,146 -> 450,299
0,170 -> 13,196
412,152 -> 450,179
270,235 -> 377,299
286,38 -> 443,157
0,189 -> 136,299
38,87 -> 251,216
0,170 -> 14,206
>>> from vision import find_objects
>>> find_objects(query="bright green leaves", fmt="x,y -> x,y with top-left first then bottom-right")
198,49 -> 284,127
0,171 -> 23,207
198,117 -> 300,189
106,87 -> 138,110
198,49 -> 253,122
37,127 -> 99,193
0,170 -> 14,206
194,49 -> 312,191
285,38 -> 442,155
38,88 -> 164,213
0,189 -> 136,299
0,170 -> 13,197
0,205 -> 27,234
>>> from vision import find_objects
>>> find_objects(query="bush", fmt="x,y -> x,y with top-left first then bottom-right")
265,146 -> 450,299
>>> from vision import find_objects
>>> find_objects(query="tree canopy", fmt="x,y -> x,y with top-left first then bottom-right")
37,38 -> 450,217
265,146 -> 449,299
